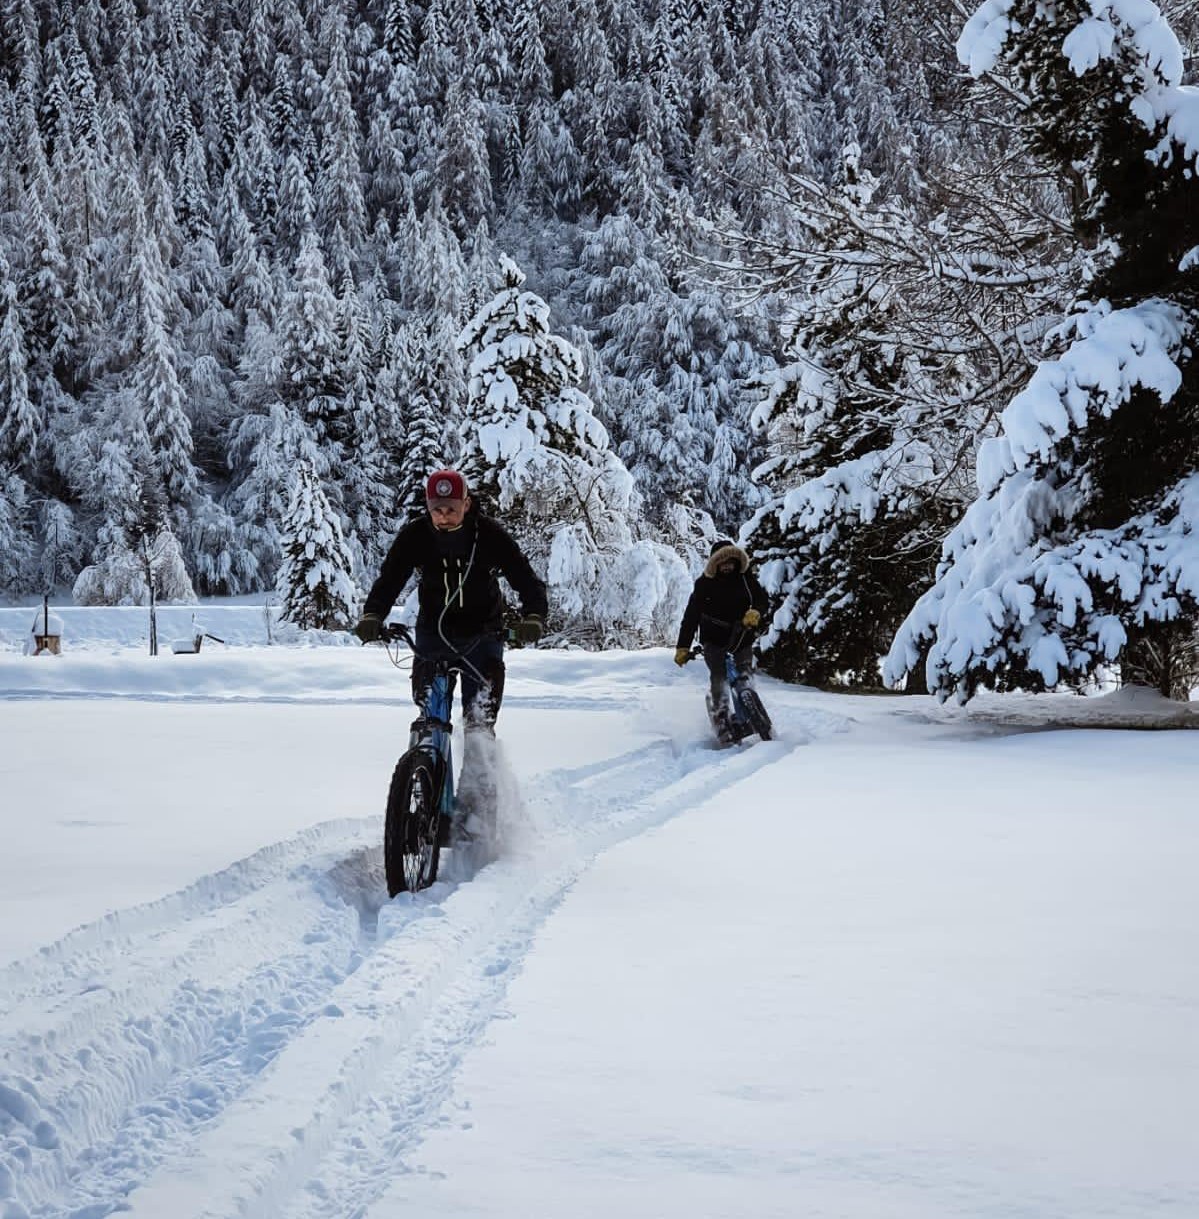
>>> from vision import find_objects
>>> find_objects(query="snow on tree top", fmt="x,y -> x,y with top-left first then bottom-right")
976,299 -> 1188,496
958,0 -> 1182,83
957,0 -> 1199,168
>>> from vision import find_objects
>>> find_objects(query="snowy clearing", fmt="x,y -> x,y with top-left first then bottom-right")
1,618 -> 1196,1218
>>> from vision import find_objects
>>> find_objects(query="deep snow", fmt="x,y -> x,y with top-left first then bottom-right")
0,608 -> 1196,1218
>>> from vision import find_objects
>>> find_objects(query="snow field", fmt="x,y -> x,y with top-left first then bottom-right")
1,639 -> 1196,1218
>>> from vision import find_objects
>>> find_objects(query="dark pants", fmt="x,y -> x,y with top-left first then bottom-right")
702,638 -> 754,708
412,629 -> 506,728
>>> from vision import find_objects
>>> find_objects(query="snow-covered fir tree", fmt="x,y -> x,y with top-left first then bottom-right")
72,450 -> 196,606
388,315 -> 449,527
886,0 -> 1199,700
458,255 -> 687,643
0,471 -> 37,592
276,456 -> 357,630
737,142 -> 1075,687
0,0 -> 1108,669
0,255 -> 40,472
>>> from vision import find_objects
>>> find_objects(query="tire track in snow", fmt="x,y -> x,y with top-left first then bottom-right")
1,817 -> 381,1009
1,743 -> 675,1219
114,737 -> 798,1219
0,823 -> 380,1218
4,721 -> 811,1219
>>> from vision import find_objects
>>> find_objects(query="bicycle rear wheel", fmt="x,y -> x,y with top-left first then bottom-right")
738,685 -> 774,741
384,750 -> 442,896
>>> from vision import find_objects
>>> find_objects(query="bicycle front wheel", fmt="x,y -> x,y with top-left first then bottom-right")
739,686 -> 774,741
384,750 -> 443,896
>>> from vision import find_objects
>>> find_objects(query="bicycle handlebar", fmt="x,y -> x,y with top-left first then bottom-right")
382,621 -> 415,646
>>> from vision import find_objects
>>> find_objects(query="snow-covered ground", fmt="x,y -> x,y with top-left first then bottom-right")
1,609 -> 1196,1218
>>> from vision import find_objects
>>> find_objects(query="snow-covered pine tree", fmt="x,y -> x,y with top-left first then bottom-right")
36,497 -> 83,594
576,211 -> 761,541
315,21 -> 367,258
129,204 -> 200,513
886,0 -> 1199,700
0,254 -> 41,472
276,456 -> 357,630
388,315 -> 448,526
73,444 -> 196,605
436,76 -> 494,235
458,254 -> 684,642
740,149 -> 974,687
0,470 -> 36,593
276,228 -> 344,454
18,185 -> 77,390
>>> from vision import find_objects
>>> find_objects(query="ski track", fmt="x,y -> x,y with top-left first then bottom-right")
2,702 -> 836,1219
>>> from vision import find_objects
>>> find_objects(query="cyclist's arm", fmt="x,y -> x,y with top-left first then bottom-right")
491,523 -> 548,619
362,528 -> 419,620
675,582 -> 703,650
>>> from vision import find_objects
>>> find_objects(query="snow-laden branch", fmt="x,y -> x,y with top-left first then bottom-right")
976,299 -> 1187,493
886,299 -> 1195,700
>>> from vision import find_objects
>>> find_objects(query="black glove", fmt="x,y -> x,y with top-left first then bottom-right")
512,614 -> 543,644
353,614 -> 382,644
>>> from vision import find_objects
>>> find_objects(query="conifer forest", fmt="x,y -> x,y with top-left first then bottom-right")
2,0 -> 1199,698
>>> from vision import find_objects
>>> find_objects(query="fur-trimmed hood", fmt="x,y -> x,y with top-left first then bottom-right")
704,542 -> 749,578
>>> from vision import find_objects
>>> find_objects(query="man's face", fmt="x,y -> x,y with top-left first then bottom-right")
718,559 -> 738,576
428,496 -> 469,530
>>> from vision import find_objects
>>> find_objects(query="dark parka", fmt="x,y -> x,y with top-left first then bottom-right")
363,503 -> 547,638
675,542 -> 769,650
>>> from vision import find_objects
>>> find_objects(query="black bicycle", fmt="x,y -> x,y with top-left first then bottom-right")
688,629 -> 774,745
378,623 -> 497,895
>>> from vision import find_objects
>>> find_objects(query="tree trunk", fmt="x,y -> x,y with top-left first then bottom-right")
1122,621 -> 1198,701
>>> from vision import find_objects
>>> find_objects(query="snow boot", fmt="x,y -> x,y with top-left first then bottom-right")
706,693 -> 735,746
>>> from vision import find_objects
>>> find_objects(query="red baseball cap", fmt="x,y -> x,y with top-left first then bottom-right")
425,469 -> 468,504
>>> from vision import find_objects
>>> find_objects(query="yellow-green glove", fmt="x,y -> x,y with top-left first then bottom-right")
674,647 -> 691,666
742,609 -> 761,629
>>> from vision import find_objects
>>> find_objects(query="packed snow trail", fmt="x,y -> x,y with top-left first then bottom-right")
0,702 -> 816,1219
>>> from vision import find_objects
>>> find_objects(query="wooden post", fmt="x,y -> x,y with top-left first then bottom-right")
149,579 -> 158,656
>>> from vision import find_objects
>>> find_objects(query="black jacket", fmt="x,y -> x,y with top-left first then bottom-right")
676,543 -> 769,649
363,506 -> 547,638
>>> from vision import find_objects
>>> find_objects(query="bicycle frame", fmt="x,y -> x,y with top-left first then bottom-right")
410,670 -> 456,819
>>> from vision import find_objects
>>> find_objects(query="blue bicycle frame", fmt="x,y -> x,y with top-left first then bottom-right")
412,672 -> 456,820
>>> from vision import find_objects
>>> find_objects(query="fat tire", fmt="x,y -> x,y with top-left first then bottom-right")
739,686 -> 774,741
384,751 -> 442,896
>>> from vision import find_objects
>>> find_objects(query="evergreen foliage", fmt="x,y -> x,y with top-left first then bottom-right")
459,255 -> 688,643
886,0 -> 1199,700
736,140 -> 1076,686
276,456 -> 357,630
0,0 -> 1105,665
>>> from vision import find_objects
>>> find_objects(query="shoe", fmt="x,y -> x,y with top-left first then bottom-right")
706,693 -> 734,744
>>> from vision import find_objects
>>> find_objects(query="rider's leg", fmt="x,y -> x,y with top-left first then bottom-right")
701,643 -> 730,703
729,638 -> 755,689
461,636 -> 506,733
410,655 -> 434,713
458,637 -> 505,835
701,643 -> 733,737
409,654 -> 458,723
